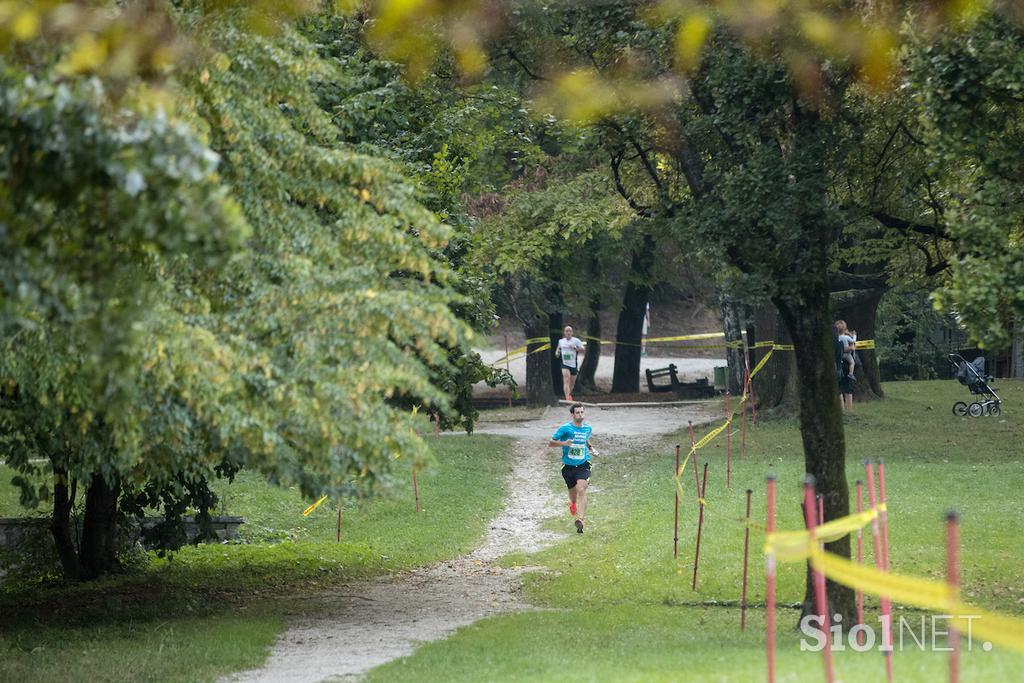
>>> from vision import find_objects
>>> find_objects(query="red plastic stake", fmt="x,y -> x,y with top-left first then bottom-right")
855,480 -> 865,645
726,391 -> 733,471
765,476 -> 777,683
803,476 -> 836,683
726,392 -> 732,486
692,462 -> 709,591
674,444 -> 681,559
878,460 -> 892,574
336,506 -> 342,543
817,494 -> 825,550
741,488 -> 752,631
504,333 -> 512,408
947,511 -> 960,683
749,369 -> 757,426
741,372 -> 748,457
689,421 -> 699,493
412,464 -> 421,513
866,461 -> 893,683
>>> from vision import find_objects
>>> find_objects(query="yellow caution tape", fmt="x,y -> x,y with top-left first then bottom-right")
302,494 -> 329,517
765,508 -> 879,561
762,509 -> 1024,652
809,548 -> 1024,651
492,335 -> 874,366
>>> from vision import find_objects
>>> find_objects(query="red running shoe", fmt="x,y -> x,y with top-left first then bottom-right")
566,394 -> 573,402
569,501 -> 577,516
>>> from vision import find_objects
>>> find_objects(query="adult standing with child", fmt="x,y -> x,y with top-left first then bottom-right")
834,320 -> 856,411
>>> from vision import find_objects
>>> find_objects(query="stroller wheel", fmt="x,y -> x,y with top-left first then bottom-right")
968,402 -> 985,417
952,401 -> 968,417
989,403 -> 1001,417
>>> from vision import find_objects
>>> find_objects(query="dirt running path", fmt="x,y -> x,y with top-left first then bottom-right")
226,403 -> 718,683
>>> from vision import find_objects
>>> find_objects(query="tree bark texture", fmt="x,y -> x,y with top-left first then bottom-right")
775,288 -> 856,622
50,466 -> 82,581
612,235 -> 656,393
79,472 -> 121,580
719,290 -> 746,396
548,311 -> 566,398
749,303 -> 799,410
524,312 -> 557,406
830,288 -> 884,400
576,297 -> 602,392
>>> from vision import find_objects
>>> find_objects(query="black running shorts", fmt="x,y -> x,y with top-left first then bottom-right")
561,364 -> 578,376
561,461 -> 591,488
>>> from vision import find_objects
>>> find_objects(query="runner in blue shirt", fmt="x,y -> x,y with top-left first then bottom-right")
548,403 -> 600,533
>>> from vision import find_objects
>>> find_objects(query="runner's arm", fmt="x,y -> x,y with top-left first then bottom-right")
549,427 -> 570,448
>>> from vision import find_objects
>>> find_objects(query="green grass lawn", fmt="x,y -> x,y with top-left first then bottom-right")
365,379 -> 1024,682
3,380 -> 1023,683
0,434 -> 512,683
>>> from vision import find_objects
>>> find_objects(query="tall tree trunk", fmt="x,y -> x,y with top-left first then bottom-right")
50,466 -> 82,581
775,288 -> 856,623
79,473 -> 121,580
749,303 -> 799,410
719,290 -> 746,396
831,289 -> 885,400
523,312 -> 557,406
576,296 -> 603,393
612,235 -> 656,393
548,312 -> 564,398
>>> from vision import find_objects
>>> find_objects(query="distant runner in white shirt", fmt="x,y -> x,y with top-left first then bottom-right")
555,325 -> 586,401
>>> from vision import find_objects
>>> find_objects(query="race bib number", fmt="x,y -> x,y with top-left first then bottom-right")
562,352 -> 573,362
568,445 -> 586,460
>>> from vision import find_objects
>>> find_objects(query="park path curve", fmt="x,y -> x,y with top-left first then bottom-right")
225,403 -> 719,683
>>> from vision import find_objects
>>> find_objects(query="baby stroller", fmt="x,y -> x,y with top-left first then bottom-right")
949,354 -> 1001,417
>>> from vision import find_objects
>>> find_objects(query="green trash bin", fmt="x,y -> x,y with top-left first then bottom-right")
713,366 -> 728,391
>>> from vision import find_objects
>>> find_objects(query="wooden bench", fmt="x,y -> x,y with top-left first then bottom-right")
645,364 -> 680,393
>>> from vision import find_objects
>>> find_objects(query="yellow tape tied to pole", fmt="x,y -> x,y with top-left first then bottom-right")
763,508 -> 1024,653
491,334 -> 874,367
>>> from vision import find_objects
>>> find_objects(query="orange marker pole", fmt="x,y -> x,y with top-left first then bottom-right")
855,480 -> 865,645
726,392 -> 732,486
749,370 -> 757,425
412,464 -> 421,513
877,459 -> 894,682
817,494 -> 825,550
674,444 -> 681,559
691,462 -> 708,591
878,460 -> 892,575
947,511 -> 961,683
866,461 -> 893,683
741,372 -> 749,457
741,488 -> 752,631
804,476 -> 835,683
689,421 -> 700,494
724,389 -> 733,471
